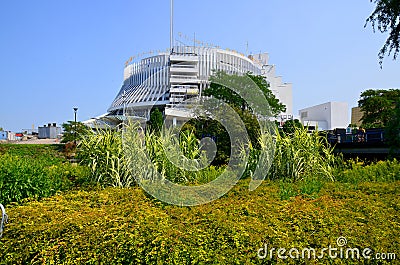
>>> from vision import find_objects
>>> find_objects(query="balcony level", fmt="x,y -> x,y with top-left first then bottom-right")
170,65 -> 198,74
170,55 -> 198,62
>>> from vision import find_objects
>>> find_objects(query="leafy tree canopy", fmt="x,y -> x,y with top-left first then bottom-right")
148,108 -> 164,133
61,121 -> 92,143
203,71 -> 286,117
365,0 -> 400,66
358,88 -> 400,128
386,101 -> 400,152
185,72 -> 285,165
282,119 -> 303,135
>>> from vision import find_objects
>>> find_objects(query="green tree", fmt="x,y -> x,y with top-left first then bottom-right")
386,101 -> 400,153
282,119 -> 303,135
358,89 -> 400,128
148,108 -> 164,133
203,71 -> 286,116
61,121 -> 92,143
365,0 -> 400,66
189,72 -> 285,165
0,127 -> 3,131
185,118 -> 231,165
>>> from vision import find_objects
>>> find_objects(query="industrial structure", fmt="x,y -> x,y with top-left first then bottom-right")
38,123 -> 61,139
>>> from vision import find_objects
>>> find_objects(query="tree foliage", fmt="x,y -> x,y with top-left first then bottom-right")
282,119 -> 303,135
203,71 -> 286,116
386,101 -> 400,152
148,108 -> 164,133
185,72 -> 285,165
358,89 -> 400,128
61,121 -> 92,143
365,0 -> 400,66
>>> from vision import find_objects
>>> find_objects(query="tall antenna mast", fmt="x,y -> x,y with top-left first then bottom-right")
170,0 -> 174,52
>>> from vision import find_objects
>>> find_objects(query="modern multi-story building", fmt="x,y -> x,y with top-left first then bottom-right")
89,46 -> 292,127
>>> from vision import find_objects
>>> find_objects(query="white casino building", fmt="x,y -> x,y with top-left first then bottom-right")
89,46 -> 293,127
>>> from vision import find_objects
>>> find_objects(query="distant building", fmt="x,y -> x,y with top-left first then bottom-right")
38,123 -> 61,139
299,102 -> 349,131
7,132 -> 16,141
0,131 -> 6,140
351,107 -> 364,127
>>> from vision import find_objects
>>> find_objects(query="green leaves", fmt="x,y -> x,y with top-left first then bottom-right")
365,0 -> 400,66
205,71 -> 286,117
61,121 -> 92,143
0,151 -> 85,206
358,89 -> 400,128
1,179 -> 399,264
270,126 -> 337,182
77,128 -> 133,188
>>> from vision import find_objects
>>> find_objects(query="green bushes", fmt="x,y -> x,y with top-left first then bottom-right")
336,159 -> 400,184
278,178 -> 325,200
0,179 -> 398,264
0,145 -> 90,206
0,154 -> 81,206
0,144 -> 65,164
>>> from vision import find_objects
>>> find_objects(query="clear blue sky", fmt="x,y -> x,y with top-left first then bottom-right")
0,0 -> 399,132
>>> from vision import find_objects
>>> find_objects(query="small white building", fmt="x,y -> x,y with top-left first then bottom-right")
299,102 -> 349,131
7,132 -> 16,141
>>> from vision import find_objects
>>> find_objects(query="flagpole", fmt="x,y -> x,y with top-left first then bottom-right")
170,0 -> 174,52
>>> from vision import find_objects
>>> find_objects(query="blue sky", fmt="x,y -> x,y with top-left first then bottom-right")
0,0 -> 399,132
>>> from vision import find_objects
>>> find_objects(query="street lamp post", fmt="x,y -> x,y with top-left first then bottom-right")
73,107 -> 78,144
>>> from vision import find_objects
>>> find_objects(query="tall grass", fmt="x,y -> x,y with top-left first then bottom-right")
269,127 -> 338,182
78,124 -> 339,188
78,123 -> 224,187
77,128 -> 134,187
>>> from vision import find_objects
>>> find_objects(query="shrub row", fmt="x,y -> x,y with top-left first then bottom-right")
0,179 -> 398,264
0,145 -> 90,206
336,159 -> 400,184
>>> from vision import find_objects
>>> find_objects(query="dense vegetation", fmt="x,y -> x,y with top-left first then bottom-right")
0,179 -> 398,264
0,128 -> 399,263
358,88 -> 400,129
0,145 -> 89,206
357,88 -> 400,153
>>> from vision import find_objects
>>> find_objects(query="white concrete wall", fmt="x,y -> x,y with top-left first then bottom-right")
330,102 -> 349,129
299,102 -> 349,130
254,53 -> 293,117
